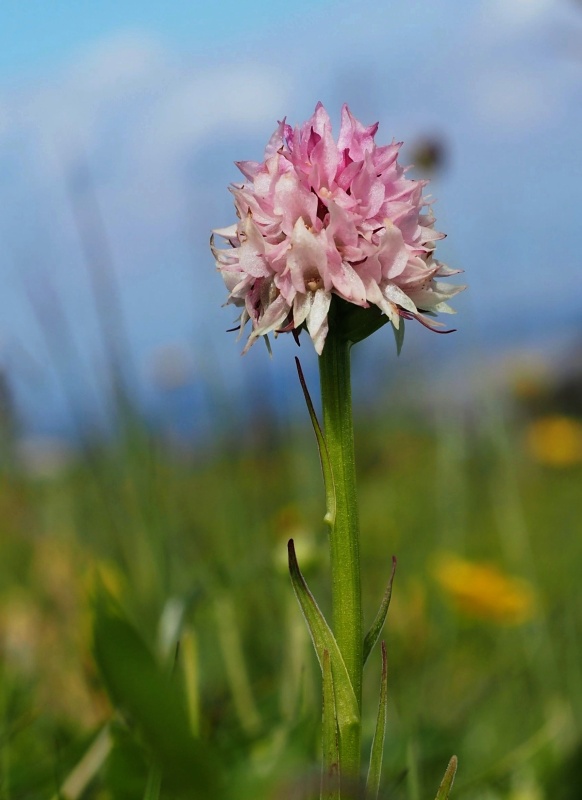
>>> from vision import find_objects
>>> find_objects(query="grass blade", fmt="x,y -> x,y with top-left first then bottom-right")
366,642 -> 388,799
214,593 -> 262,736
50,726 -> 112,800
92,595 -> 224,799
143,763 -> 162,800
435,756 -> 458,800
363,558 -> 397,666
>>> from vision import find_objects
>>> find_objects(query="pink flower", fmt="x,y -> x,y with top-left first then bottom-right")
211,103 -> 464,355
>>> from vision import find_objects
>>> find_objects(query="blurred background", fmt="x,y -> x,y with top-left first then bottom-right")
1,1 -> 582,798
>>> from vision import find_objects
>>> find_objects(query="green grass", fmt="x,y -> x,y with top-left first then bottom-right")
0,391 -> 581,799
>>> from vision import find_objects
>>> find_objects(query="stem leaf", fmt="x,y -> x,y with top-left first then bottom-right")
288,539 -> 360,736
365,642 -> 388,800
363,557 -> 397,666
434,756 -> 458,800
392,319 -> 406,356
321,649 -> 340,800
295,357 -> 337,526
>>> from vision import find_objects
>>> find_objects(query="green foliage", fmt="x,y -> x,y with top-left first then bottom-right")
92,597 -> 224,799
365,642 -> 388,800
295,356 -> 337,528
434,756 -> 458,800
330,296 -> 392,347
363,559 -> 396,666
1,394 -> 582,798
287,540 -> 359,737
321,649 -> 340,800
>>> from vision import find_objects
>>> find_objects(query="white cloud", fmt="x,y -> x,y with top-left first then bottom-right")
0,31 -> 294,267
485,0 -> 556,29
4,31 -> 292,175
471,69 -> 557,133
3,32 -> 172,179
135,62 -> 292,169
458,0 -> 581,135
65,31 -> 169,95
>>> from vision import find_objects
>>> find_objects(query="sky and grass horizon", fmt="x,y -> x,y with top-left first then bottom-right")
1,0 -> 581,435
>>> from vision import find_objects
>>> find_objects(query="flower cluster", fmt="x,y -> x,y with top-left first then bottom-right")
211,103 -> 463,354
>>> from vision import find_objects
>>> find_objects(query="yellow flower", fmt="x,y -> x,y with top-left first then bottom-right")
433,554 -> 535,625
526,415 -> 582,467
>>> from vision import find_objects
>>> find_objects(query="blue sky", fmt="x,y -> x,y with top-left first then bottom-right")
0,0 -> 336,79
1,0 -> 581,435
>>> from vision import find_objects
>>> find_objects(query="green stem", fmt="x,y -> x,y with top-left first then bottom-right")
318,321 -> 362,779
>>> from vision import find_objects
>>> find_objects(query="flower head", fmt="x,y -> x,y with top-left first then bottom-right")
211,103 -> 464,354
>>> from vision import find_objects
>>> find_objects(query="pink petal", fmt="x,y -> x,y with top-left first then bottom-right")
375,222 -> 409,279
213,102 -> 463,354
337,104 -> 378,162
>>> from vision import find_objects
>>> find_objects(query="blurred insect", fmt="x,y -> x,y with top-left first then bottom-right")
409,136 -> 447,175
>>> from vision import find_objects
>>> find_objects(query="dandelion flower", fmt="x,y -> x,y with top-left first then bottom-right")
433,554 -> 535,625
526,415 -> 582,468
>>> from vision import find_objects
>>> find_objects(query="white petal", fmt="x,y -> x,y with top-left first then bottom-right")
383,282 -> 417,314
312,317 -> 329,355
212,223 -> 239,238
435,262 -> 464,277
293,292 -> 312,328
306,289 -> 331,341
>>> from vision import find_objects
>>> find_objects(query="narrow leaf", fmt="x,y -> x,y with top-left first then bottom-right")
288,539 -> 359,735
295,357 -> 336,526
92,596 -> 224,799
366,642 -> 388,800
321,649 -> 340,800
392,319 -> 405,355
406,740 -> 421,800
363,557 -> 397,665
144,763 -> 162,800
434,756 -> 458,800
214,593 -> 262,736
51,726 -> 112,800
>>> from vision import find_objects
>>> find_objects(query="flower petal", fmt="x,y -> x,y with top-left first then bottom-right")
212,103 -> 463,354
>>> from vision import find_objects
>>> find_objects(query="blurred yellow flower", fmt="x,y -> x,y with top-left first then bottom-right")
0,543 -> 111,728
0,590 -> 42,674
526,415 -> 582,467
433,554 -> 535,625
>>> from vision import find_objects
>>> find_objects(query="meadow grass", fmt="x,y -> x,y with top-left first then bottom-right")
0,389 -> 580,799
